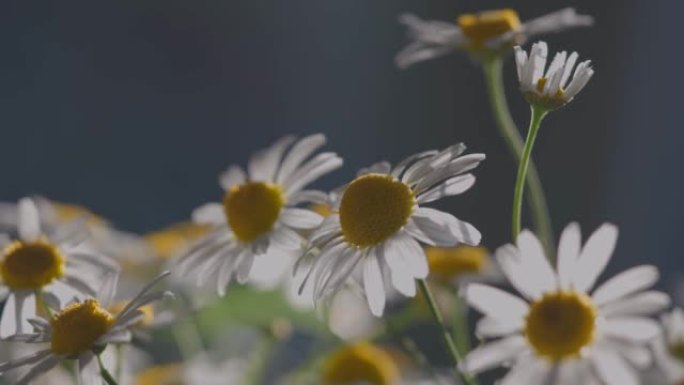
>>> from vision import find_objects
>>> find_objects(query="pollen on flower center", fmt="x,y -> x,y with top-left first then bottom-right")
0,239 -> 65,290
457,9 -> 521,48
223,182 -> 286,243
50,299 -> 115,356
322,342 -> 399,385
525,291 -> 596,361
339,174 -> 415,248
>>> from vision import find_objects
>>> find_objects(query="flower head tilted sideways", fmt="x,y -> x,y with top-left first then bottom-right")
0,197 -> 120,338
515,41 -> 594,110
297,143 -> 484,316
396,7 -> 593,68
462,223 -> 670,385
0,272 -> 173,385
176,134 -> 342,295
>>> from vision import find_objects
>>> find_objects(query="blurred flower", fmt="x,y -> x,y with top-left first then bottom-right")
515,41 -> 594,109
426,245 -> 497,284
145,222 -> 212,261
0,272 -> 172,385
176,134 -> 342,295
653,308 -> 684,384
462,223 -> 669,385
322,342 -> 400,385
134,354 -> 247,385
396,8 -> 593,67
0,197 -> 119,338
298,144 -> 483,316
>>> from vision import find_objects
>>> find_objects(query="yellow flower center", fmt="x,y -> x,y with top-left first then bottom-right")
310,202 -> 333,218
145,222 -> 211,260
50,299 -> 115,356
223,182 -> 286,243
457,9 -> 521,48
0,239 -> 66,290
136,364 -> 184,385
339,174 -> 415,248
525,291 -> 596,361
52,201 -> 105,227
322,342 -> 400,385
426,246 -> 489,280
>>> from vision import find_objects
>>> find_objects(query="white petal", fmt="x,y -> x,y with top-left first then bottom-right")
460,336 -> 526,374
15,355 -> 62,385
516,230 -> 557,292
416,174 -> 476,204
218,165 -> 246,190
475,316 -> 521,338
17,197 -> 41,241
77,353 -> 99,385
248,135 -> 296,182
357,161 -> 391,176
521,8 -> 594,38
462,283 -> 528,322
564,61 -> 594,99
0,292 -> 35,338
601,291 -> 670,317
592,265 -> 659,306
0,349 -> 52,373
385,234 -> 428,279
603,317 -> 661,342
276,133 -> 327,183
557,222 -> 581,290
572,223 -> 619,293
280,208 -> 323,230
379,244 -> 416,297
269,227 -> 303,250
514,46 -> 528,80
499,354 -> 550,385
592,348 -> 639,385
363,255 -> 386,316
283,152 -> 343,195
496,244 -> 545,300
409,207 -> 481,246
191,203 -> 226,226
236,253 -> 255,284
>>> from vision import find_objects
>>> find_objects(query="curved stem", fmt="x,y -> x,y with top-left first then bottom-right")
417,279 -> 476,385
97,354 -> 120,385
482,58 -> 554,252
512,106 -> 547,240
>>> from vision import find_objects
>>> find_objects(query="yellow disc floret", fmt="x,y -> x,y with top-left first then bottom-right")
524,291 -> 596,361
339,174 -> 415,248
426,246 -> 489,280
51,299 -> 115,356
136,363 -> 184,385
223,182 -> 286,242
0,239 -> 65,290
322,342 -> 400,385
457,9 -> 521,50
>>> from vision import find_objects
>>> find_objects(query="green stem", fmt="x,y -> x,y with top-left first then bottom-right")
482,57 -> 554,251
417,280 -> 476,385
451,292 -> 471,357
512,106 -> 547,240
96,354 -> 120,385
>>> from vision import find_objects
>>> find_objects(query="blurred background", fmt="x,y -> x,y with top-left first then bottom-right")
0,0 -> 677,310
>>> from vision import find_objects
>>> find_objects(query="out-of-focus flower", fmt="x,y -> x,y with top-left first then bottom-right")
322,342 -> 400,385
426,245 -> 497,284
514,41 -> 594,110
134,354 -> 248,385
653,308 -> 684,384
462,223 -> 669,385
0,197 -> 119,338
0,272 -> 172,385
396,8 -> 593,67
298,144 -> 483,316
176,134 -> 342,296
145,222 -> 212,261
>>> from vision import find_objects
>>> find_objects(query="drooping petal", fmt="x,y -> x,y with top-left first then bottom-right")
572,223 -> 619,293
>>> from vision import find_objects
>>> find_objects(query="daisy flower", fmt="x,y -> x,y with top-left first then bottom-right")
462,223 -> 670,385
0,272 -> 172,385
514,41 -> 594,109
426,245 -> 497,284
0,197 -> 119,338
298,143 -> 484,316
322,342 -> 400,385
176,134 -> 342,295
396,7 -> 593,68
653,308 -> 684,384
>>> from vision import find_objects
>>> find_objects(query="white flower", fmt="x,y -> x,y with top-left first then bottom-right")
653,308 -> 684,384
514,41 -> 594,109
176,134 -> 342,295
0,272 -> 172,385
462,223 -> 669,385
0,197 -> 120,339
396,8 -> 593,68
297,143 -> 484,316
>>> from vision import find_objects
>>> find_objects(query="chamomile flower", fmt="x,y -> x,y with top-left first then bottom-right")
653,308 -> 684,384
322,342 -> 400,385
0,197 -> 119,338
462,223 -> 669,385
176,134 -> 342,295
426,245 -> 497,284
298,144 -> 484,316
396,7 -> 593,67
514,41 -> 594,109
0,272 -> 172,385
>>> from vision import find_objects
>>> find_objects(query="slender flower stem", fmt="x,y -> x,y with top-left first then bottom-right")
417,279 -> 476,385
97,353 -> 120,385
482,57 -> 554,251
512,106 -> 547,240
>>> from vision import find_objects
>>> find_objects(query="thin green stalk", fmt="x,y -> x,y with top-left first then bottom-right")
482,57 -> 554,251
96,354 -> 119,385
417,280 -> 476,385
512,106 -> 547,240
451,292 -> 471,357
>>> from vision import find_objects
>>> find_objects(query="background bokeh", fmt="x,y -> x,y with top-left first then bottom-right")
0,0 -> 678,301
